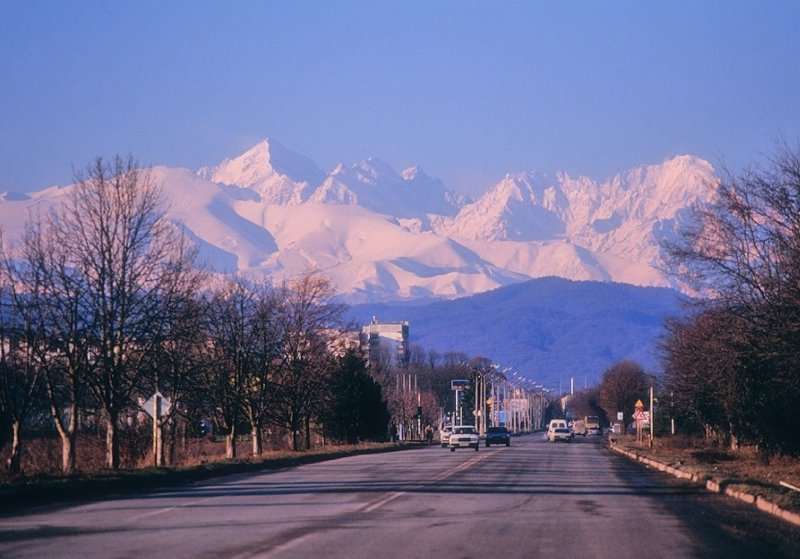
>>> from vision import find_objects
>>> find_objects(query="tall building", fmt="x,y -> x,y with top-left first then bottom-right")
359,317 -> 409,366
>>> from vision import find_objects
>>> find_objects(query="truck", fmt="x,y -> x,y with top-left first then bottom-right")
585,416 -> 601,435
572,419 -> 586,436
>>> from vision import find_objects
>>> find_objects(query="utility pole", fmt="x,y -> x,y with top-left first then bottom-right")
649,385 -> 654,447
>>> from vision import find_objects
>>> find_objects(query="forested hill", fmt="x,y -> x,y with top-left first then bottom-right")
345,277 -> 687,389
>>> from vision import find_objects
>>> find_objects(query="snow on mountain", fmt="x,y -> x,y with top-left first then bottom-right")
152,167 -> 279,272
563,155 -> 717,264
433,155 -> 717,285
310,158 -> 460,218
242,203 -> 526,302
197,138 -> 325,204
0,139 -> 718,303
432,172 -> 567,241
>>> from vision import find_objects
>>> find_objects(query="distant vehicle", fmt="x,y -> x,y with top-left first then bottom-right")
439,425 -> 453,447
449,425 -> 479,451
548,419 -> 571,442
548,419 -> 567,438
585,416 -> 601,435
485,426 -> 511,447
549,427 -> 573,443
572,419 -> 586,436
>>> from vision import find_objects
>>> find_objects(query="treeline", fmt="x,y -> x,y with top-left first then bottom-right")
660,143 -> 800,459
0,157 -> 368,475
0,156 -> 501,478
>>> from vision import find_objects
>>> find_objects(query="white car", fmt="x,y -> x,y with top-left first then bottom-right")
449,425 -> 479,451
549,427 -> 573,443
439,426 -> 453,447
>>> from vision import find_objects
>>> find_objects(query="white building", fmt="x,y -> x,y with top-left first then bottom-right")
359,317 -> 409,366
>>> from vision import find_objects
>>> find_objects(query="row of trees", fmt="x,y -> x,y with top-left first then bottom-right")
0,156 -> 528,478
584,144 -> 800,460
660,143 -> 800,458
0,157 -> 395,476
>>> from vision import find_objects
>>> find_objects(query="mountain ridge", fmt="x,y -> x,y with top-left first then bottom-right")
0,138 -> 716,303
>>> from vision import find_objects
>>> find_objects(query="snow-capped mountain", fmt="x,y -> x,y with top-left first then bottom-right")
0,139 -> 717,303
310,158 -> 461,218
197,138 -> 326,204
432,155 -> 715,267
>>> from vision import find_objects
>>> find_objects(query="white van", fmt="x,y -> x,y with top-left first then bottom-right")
548,419 -> 571,442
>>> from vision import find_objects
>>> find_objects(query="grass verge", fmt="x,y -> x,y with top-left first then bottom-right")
610,435 -> 800,516
0,442 -> 418,516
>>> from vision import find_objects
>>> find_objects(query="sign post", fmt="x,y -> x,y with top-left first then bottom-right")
633,399 -> 646,445
451,380 -> 469,425
141,391 -> 172,467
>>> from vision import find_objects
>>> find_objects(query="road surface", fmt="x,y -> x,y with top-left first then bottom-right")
1,435 -> 798,558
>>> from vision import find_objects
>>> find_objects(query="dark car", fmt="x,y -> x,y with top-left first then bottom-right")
485,426 -> 511,447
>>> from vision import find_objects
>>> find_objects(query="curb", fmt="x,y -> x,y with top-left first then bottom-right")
609,441 -> 800,527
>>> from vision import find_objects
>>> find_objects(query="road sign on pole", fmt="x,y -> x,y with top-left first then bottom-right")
140,391 -> 172,467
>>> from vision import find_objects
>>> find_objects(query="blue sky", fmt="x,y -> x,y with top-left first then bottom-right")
2,1 -> 799,196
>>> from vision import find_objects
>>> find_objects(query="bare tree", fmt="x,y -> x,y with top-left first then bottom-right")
661,309 -> 745,446
50,156 -> 197,469
1,221 -> 93,474
665,142 -> 800,457
147,282 -> 207,466
270,272 -> 344,451
241,279 -> 283,457
568,388 -> 604,424
0,261 -> 45,475
200,277 -> 257,459
598,360 -> 648,430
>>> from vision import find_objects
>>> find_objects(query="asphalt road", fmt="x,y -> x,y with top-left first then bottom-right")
1,435 -> 799,559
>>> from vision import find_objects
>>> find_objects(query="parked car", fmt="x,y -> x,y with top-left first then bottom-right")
485,426 -> 511,447
549,427 -> 573,443
449,425 -> 479,451
439,425 -> 453,447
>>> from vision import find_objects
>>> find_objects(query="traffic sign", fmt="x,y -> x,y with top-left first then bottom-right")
140,391 -> 172,419
451,379 -> 469,391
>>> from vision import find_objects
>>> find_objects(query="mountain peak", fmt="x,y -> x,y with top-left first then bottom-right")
401,166 -> 423,181
197,138 -> 326,204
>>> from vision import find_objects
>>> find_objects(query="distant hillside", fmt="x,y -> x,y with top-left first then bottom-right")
345,277 -> 686,389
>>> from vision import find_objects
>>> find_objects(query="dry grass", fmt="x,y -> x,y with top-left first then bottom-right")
613,435 -> 800,514
0,431 -> 396,483
0,433 -> 410,514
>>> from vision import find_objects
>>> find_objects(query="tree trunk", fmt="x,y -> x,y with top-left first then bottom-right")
48,382 -> 79,474
165,419 -> 177,466
305,415 -> 311,450
66,402 -> 78,474
729,422 -> 739,451
54,400 -> 79,475
290,412 -> 300,451
226,424 -> 237,459
251,424 -> 263,456
7,419 -> 22,475
105,410 -> 120,470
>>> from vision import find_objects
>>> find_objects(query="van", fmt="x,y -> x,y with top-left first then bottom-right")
548,419 -> 570,442
548,419 -> 567,431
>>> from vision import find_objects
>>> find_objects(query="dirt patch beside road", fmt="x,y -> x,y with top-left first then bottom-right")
610,435 -> 800,519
